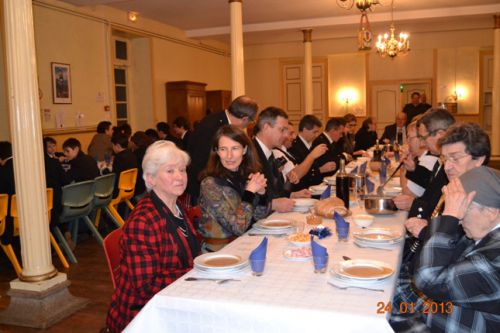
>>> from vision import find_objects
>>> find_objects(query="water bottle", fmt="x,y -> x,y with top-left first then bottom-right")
336,159 -> 350,209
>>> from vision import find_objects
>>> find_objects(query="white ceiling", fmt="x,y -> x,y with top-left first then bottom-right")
59,0 -> 500,45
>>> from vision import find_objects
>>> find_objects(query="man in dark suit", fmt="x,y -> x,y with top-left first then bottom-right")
311,117 -> 345,179
172,116 -> 191,151
289,115 -> 327,188
63,138 -> 100,183
403,92 -> 429,125
380,111 -> 407,145
187,95 -> 258,203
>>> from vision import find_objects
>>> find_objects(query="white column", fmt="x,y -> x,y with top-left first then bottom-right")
229,0 -> 245,99
3,0 -> 58,281
492,14 -> 500,156
303,29 -> 313,115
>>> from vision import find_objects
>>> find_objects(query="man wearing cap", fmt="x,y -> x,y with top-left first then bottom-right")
408,166 -> 500,332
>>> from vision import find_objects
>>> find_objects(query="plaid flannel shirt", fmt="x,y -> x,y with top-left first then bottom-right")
413,215 -> 500,332
106,195 -> 199,332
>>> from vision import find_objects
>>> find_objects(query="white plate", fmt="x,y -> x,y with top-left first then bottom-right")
353,228 -> 403,243
293,198 -> 318,207
333,259 -> 394,281
383,186 -> 402,196
256,218 -> 294,230
287,233 -> 311,247
324,176 -> 336,185
309,184 -> 328,194
283,247 -> 312,261
194,253 -> 248,271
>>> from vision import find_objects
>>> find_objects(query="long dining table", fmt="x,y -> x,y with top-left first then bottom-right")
124,199 -> 408,333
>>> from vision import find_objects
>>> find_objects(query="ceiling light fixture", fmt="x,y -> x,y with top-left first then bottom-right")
128,11 -> 138,22
336,0 -> 381,11
337,0 -> 382,50
375,0 -> 409,58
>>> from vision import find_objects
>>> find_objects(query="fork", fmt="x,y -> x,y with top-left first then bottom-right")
328,281 -> 384,292
184,277 -> 240,284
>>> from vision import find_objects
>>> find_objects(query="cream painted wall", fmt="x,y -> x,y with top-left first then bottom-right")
151,38 -> 231,122
34,5 -> 110,130
437,48 -> 480,114
0,3 -> 10,141
130,37 -> 154,131
245,58 -> 281,109
328,53 -> 366,117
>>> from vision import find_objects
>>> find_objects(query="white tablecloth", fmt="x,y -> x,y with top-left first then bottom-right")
125,206 -> 407,333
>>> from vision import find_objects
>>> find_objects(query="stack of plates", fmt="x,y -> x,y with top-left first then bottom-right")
329,259 -> 394,287
309,184 -> 328,196
251,218 -> 296,235
383,185 -> 402,196
292,198 -> 317,212
194,253 -> 248,275
353,228 -> 403,249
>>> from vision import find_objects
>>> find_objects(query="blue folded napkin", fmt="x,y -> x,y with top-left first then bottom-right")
350,166 -> 358,175
311,237 -> 328,257
366,177 -> 375,193
320,185 -> 331,200
334,211 -> 350,240
249,237 -> 268,260
360,162 -> 367,175
380,162 -> 388,183
394,151 -> 400,162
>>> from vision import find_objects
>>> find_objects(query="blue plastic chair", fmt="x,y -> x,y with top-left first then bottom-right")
93,173 -> 121,229
52,180 -> 102,264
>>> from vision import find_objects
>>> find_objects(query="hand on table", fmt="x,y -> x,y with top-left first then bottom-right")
290,189 -> 311,199
405,217 -> 428,238
392,194 -> 415,211
319,161 -> 336,174
272,198 -> 295,213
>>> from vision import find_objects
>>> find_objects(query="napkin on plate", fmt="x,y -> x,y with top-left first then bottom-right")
379,162 -> 388,183
320,185 -> 331,200
311,237 -> 328,257
250,237 -> 268,260
366,177 -> 375,193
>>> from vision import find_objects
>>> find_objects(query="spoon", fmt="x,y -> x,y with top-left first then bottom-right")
328,281 -> 384,292
184,277 -> 240,284
376,161 -> 403,195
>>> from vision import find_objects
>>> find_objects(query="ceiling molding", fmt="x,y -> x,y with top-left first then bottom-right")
186,4 -> 500,38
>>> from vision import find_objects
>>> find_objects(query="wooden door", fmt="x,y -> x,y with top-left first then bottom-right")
371,84 -> 400,137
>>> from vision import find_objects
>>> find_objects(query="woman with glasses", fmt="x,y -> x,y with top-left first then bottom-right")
198,125 -> 269,252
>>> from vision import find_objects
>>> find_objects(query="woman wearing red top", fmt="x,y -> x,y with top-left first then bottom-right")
106,141 -> 201,332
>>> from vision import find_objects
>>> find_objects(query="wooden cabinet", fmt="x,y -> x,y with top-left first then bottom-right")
206,90 -> 232,114
165,81 -> 207,125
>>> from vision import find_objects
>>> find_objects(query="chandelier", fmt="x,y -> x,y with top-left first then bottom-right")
375,0 -> 410,58
336,0 -> 381,11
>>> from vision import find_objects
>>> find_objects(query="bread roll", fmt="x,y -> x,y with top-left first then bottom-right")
314,197 -> 348,218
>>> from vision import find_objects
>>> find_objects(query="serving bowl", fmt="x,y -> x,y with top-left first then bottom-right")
352,214 -> 375,228
363,195 -> 398,215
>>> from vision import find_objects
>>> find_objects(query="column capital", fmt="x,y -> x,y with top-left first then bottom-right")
495,14 -> 500,29
229,0 -> 242,3
302,29 -> 312,43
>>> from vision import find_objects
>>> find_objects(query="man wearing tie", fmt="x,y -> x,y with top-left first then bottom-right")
381,112 -> 407,145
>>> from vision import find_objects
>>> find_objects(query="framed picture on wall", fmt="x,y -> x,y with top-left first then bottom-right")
51,62 -> 72,104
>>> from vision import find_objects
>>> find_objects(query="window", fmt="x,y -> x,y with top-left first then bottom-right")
114,67 -> 128,125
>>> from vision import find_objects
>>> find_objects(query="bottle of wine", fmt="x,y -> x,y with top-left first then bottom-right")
373,139 -> 382,161
336,159 -> 350,209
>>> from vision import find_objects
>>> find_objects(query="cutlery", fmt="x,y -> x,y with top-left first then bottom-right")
354,242 -> 394,251
328,281 -> 384,292
248,233 -> 287,237
185,277 -> 240,284
376,161 -> 403,195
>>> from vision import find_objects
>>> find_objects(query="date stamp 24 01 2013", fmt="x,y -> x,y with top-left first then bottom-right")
376,301 -> 454,315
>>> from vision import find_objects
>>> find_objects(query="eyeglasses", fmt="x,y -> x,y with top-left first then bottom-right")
440,154 -> 471,165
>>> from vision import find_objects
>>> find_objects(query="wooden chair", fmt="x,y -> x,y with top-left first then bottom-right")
107,168 -> 138,227
0,194 -> 22,277
11,188 -> 69,269
103,227 -> 123,289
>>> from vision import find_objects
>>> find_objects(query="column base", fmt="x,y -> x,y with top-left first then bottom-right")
0,273 -> 89,329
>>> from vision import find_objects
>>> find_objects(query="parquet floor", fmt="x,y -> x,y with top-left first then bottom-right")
0,235 -> 113,333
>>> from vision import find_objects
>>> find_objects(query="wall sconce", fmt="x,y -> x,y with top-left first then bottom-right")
455,85 -> 467,100
338,88 -> 358,112
128,11 -> 139,22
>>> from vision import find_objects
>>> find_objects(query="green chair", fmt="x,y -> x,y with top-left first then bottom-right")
52,180 -> 102,264
93,173 -> 121,229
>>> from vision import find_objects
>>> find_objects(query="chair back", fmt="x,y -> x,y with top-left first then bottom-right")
60,180 -> 95,223
103,227 -> 123,289
10,189 -> 53,235
116,168 -> 138,201
0,194 -> 8,236
93,173 -> 116,207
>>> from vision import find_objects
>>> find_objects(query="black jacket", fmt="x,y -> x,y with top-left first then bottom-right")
67,152 -> 100,183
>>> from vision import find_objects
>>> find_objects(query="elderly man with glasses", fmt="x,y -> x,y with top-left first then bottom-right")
391,120 -> 491,327
395,166 -> 500,332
